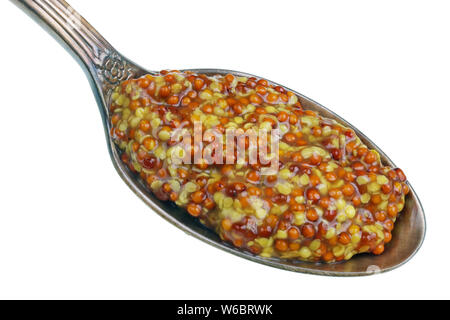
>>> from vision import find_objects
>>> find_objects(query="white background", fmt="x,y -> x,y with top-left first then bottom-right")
0,0 -> 448,299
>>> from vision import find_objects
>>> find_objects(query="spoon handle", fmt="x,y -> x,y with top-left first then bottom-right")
10,0 -> 140,113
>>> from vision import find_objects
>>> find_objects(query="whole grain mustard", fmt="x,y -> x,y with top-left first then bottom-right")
110,70 -> 408,263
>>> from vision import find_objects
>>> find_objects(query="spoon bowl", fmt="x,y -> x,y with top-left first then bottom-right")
11,0 -> 426,276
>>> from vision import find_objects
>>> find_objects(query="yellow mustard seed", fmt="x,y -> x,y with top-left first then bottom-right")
158,130 -> 171,141
356,175 -> 370,185
299,247 -> 312,259
276,183 -> 292,195
376,175 -> 389,185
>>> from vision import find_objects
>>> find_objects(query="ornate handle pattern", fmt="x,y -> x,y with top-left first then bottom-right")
11,0 -> 139,105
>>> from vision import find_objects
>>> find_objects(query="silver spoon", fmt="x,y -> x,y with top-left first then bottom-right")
11,0 -> 425,276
